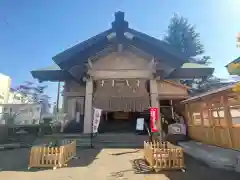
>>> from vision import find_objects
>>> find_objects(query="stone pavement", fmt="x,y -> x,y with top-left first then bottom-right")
179,140 -> 240,172
0,147 -> 239,180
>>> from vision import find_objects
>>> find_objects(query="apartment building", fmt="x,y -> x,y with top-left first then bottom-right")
0,73 -> 11,104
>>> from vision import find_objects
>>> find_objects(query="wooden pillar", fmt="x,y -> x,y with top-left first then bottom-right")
62,81 -> 68,113
150,79 -> 162,140
185,104 -> 191,125
170,100 -> 174,119
185,103 -> 192,138
83,79 -> 93,134
223,95 -> 233,148
207,98 -> 216,145
199,102 -> 205,142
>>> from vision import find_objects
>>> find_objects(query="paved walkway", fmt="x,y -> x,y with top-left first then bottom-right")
0,148 -> 239,180
179,141 -> 240,172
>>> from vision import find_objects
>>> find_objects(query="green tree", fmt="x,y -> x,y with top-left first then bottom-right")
164,14 -> 204,58
164,14 -> 214,88
12,81 -> 49,104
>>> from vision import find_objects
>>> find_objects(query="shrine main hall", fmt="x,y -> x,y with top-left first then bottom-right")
31,12 -> 213,133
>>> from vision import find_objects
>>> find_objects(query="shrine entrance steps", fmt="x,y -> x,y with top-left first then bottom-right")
92,133 -> 149,148
43,133 -> 149,148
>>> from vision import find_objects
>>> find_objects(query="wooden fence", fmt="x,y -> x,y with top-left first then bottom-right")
144,141 -> 184,172
187,125 -> 240,150
183,87 -> 240,150
29,140 -> 76,169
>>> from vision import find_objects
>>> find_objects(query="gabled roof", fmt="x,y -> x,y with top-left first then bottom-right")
31,64 -> 71,82
181,83 -> 237,103
225,56 -> 240,67
53,11 -> 189,75
53,29 -> 113,68
163,80 -> 191,89
31,12 -> 214,82
127,28 -> 188,65
225,57 -> 240,75
166,63 -> 214,79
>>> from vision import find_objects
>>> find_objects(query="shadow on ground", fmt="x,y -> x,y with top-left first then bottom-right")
0,146 -> 140,172
0,147 -> 102,172
1,145 -> 240,180
131,154 -> 240,180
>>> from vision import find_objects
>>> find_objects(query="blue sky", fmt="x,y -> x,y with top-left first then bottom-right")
0,0 -> 240,104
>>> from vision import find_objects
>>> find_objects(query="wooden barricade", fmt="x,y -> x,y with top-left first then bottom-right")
29,140 -> 76,169
144,141 -> 184,172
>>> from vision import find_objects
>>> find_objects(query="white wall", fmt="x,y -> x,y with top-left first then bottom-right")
0,103 -> 42,125
0,73 -> 11,104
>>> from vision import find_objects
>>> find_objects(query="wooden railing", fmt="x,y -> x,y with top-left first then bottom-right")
144,141 -> 184,172
28,140 -> 76,169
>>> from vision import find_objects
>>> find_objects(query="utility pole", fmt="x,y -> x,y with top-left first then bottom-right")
56,81 -> 60,112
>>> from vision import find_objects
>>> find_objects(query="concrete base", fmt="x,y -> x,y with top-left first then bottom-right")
179,141 -> 240,172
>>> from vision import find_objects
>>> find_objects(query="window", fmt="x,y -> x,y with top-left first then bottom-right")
203,110 -> 210,126
192,112 -> 201,125
229,105 -> 240,126
211,107 -> 226,126
190,102 -> 202,126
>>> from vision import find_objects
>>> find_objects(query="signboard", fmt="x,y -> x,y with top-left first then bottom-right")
136,118 -> 144,131
150,108 -> 158,132
168,123 -> 186,135
92,108 -> 102,133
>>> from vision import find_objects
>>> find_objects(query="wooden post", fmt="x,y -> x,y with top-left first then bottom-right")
199,102 -> 205,142
207,98 -> 216,145
150,79 -> 162,141
170,100 -> 174,119
223,95 -> 233,148
185,103 -> 192,138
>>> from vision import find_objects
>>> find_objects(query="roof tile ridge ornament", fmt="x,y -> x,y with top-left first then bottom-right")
112,11 -> 129,43
112,11 -> 128,29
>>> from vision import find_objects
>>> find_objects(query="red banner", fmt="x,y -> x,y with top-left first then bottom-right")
150,108 -> 158,132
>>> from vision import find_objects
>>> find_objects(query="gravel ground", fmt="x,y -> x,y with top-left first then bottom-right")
0,147 -> 239,180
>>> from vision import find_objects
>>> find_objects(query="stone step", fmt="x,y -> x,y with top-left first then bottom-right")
76,141 -> 143,148
44,133 -> 91,139
93,143 -> 143,148
95,134 -> 148,141
43,133 -> 147,148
